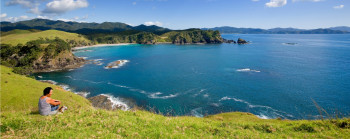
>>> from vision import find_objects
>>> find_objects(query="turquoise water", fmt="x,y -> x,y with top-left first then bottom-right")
34,34 -> 350,119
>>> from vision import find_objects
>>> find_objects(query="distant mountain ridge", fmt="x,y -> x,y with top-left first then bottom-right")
0,19 -> 170,35
202,26 -> 350,34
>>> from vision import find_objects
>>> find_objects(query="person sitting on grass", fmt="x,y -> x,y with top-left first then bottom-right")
38,87 -> 67,116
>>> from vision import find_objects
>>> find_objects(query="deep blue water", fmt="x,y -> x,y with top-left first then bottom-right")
34,34 -> 350,119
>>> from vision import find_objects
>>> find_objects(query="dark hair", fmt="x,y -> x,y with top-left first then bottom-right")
43,87 -> 53,96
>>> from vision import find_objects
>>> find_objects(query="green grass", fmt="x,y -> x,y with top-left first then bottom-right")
0,30 -> 91,46
1,65 -> 349,138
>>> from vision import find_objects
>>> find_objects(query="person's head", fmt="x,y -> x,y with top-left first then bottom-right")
43,87 -> 53,97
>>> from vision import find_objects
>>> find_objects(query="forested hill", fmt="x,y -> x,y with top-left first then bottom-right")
202,26 -> 350,34
0,18 -> 170,35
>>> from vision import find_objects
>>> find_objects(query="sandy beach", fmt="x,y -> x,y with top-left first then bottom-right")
72,43 -> 136,50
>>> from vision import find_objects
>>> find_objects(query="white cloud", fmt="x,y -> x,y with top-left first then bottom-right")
292,0 -> 322,2
1,15 -> 31,22
1,13 -> 8,21
57,15 -> 88,22
266,0 -> 287,7
333,5 -> 344,9
6,0 -> 46,15
252,0 -> 259,2
43,0 -> 89,14
29,6 -> 42,14
36,15 -> 51,19
144,21 -> 163,26
132,2 -> 137,5
1,13 -> 7,18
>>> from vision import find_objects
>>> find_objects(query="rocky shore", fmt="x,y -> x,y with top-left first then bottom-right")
33,51 -> 86,73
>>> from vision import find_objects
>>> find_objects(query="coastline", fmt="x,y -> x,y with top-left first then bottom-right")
73,43 -> 136,50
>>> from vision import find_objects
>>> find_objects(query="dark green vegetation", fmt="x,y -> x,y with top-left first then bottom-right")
162,29 -> 222,44
0,19 -> 169,34
0,38 -> 76,75
202,26 -> 350,34
1,65 -> 350,138
1,19 -> 225,44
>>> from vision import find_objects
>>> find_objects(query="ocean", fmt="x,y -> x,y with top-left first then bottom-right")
34,34 -> 350,119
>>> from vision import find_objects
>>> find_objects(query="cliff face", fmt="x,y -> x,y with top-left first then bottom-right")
33,51 -> 85,72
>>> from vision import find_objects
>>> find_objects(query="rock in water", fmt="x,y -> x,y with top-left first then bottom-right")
104,60 -> 129,69
237,38 -> 248,44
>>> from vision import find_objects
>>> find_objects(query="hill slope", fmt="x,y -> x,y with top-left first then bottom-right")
1,65 -> 349,138
0,18 -> 170,35
0,29 -> 92,46
202,26 -> 350,34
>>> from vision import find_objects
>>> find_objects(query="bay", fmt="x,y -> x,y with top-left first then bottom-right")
34,34 -> 350,119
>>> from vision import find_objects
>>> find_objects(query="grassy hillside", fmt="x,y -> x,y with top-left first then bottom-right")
0,29 -> 91,46
1,65 -> 349,138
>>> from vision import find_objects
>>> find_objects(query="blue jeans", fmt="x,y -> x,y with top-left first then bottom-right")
51,105 -> 59,111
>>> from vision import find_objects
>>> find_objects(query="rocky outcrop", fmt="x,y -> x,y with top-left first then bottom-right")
33,51 -> 85,72
88,95 -> 134,111
223,39 -> 236,44
104,60 -> 129,69
237,38 -> 248,44
88,95 -> 115,110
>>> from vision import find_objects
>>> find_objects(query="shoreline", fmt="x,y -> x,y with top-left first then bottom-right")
73,43 -> 136,50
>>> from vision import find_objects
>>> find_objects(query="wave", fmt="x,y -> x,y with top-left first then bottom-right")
219,96 -> 293,119
107,82 -> 132,89
148,92 -> 179,99
58,84 -> 72,91
64,76 -> 103,84
193,89 -> 206,97
236,68 -> 260,73
37,76 -> 43,78
107,82 -> 180,99
191,107 -> 204,117
210,103 -> 220,107
104,60 -> 129,69
94,59 -> 103,61
101,94 -> 130,111
75,91 -> 90,98
79,57 -> 88,59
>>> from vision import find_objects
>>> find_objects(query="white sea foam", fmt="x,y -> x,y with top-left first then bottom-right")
107,82 -> 131,89
104,60 -> 129,69
236,68 -> 260,73
257,114 -> 270,119
210,103 -> 220,107
37,76 -> 43,78
79,57 -> 88,59
65,76 -> 103,84
39,80 -> 57,85
107,82 -> 179,99
219,96 -> 293,119
193,89 -> 206,97
94,59 -> 103,61
191,107 -> 204,117
75,91 -> 90,98
148,92 -> 179,99
59,84 -> 72,91
101,94 -> 130,111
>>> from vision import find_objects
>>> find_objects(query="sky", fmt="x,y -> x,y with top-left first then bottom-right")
0,0 -> 349,29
